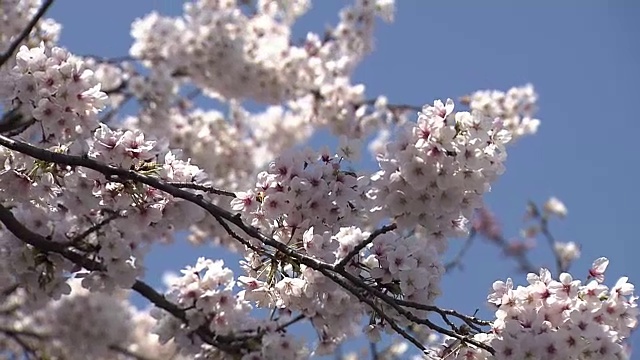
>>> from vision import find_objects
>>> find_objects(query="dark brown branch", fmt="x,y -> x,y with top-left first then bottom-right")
274,313 -> 306,332
0,107 -> 37,135
167,182 -> 236,198
0,134 -> 329,273
6,331 -> 40,360
334,268 -> 494,354
313,265 -> 429,354
0,0 -> 55,67
100,93 -> 134,124
1,284 -> 20,297
213,215 -> 276,261
0,135 -> 495,354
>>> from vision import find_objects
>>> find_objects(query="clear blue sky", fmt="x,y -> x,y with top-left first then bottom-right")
48,1 -> 639,355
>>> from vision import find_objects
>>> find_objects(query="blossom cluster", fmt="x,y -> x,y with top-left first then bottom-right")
465,84 -> 540,142
129,0 -> 392,105
231,147 -> 362,235
0,44 -> 211,297
0,278 -> 179,360
228,144 -> 447,353
0,44 -> 107,142
151,257 -> 309,359
0,1 -> 636,359
366,99 -> 511,252
437,258 -> 638,360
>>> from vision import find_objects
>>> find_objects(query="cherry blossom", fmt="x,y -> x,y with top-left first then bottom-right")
0,1 -> 635,359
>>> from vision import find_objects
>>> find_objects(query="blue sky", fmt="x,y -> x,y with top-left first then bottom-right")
47,1 -> 639,356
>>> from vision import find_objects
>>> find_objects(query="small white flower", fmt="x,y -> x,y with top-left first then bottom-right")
543,196 -> 567,218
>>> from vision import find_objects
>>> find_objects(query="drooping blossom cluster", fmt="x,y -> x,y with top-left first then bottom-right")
435,258 -> 638,360
151,257 -> 309,359
367,99 -> 511,252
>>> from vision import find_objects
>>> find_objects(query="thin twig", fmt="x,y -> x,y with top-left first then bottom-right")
487,234 -> 537,274
100,93 -> 134,124
540,218 -> 564,274
81,55 -> 138,64
361,98 -> 422,113
0,108 -> 33,134
6,332 -> 40,360
392,298 -> 490,332
444,230 -> 476,272
336,223 -> 397,270
62,211 -> 122,247
213,215 -> 276,261
315,265 -> 429,354
274,313 -> 306,332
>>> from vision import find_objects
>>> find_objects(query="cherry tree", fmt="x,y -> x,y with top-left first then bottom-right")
0,1 -> 636,359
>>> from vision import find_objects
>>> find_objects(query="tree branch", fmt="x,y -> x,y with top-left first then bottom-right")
62,211 -> 122,247
335,223 -> 397,270
0,135 -> 495,355
0,0 -> 55,67
0,203 -> 243,356
167,182 -> 236,198
540,217 -> 565,274
444,230 -> 476,272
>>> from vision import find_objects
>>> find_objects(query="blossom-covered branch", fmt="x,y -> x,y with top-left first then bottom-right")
0,1 -> 635,359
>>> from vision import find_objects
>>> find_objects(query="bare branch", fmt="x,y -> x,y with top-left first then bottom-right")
540,217 -> 565,274
484,233 -> 537,274
370,341 -> 379,360
333,269 -> 494,354
314,265 -> 429,354
100,93 -> 134,124
444,230 -> 476,272
62,211 -> 122,247
167,182 -> 237,198
360,98 -> 422,113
